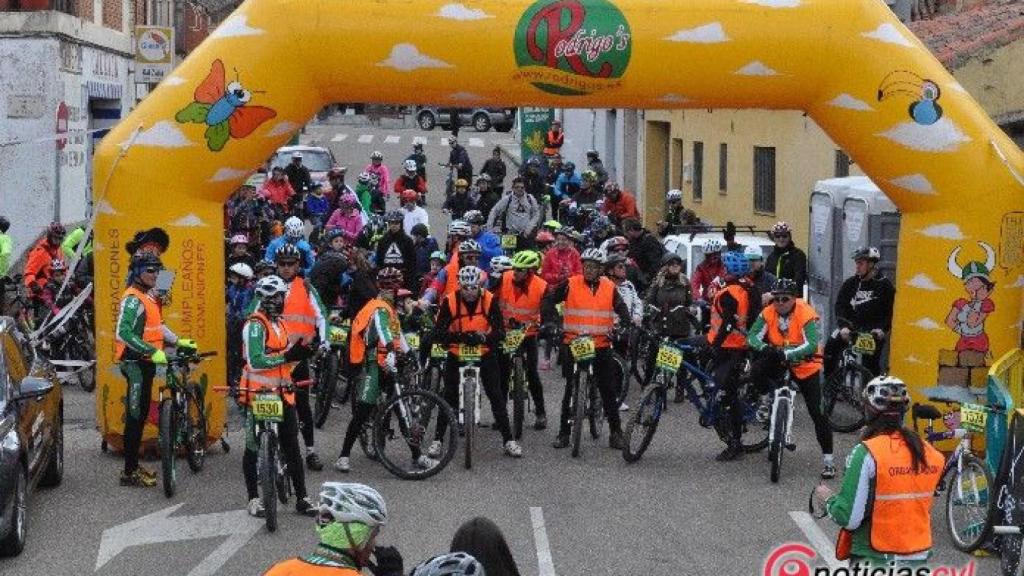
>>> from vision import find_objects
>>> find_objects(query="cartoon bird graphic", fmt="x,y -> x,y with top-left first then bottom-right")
175,59 -> 277,152
877,70 -> 942,126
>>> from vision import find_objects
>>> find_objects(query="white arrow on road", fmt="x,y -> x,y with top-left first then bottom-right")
95,503 -> 262,575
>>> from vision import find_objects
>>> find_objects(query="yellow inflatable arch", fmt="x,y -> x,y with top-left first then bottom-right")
94,0 -> 1024,447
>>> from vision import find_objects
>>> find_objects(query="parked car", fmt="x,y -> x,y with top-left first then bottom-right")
415,106 -> 516,132
0,320 -> 63,557
267,145 -> 338,187
662,232 -> 775,280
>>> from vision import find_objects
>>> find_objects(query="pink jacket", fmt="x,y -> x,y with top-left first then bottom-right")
541,246 -> 582,286
365,163 -> 391,197
326,208 -> 363,244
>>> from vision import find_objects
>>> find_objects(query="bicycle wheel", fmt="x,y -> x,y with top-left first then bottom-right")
571,371 -> 587,458
588,375 -> 604,440
335,369 -> 352,407
259,430 -> 278,532
185,387 -> 207,472
738,379 -> 769,453
623,382 -> 665,463
375,390 -> 457,480
314,352 -> 338,429
463,375 -> 475,470
824,364 -> 870,433
511,356 -> 526,440
944,453 -> 994,552
769,400 -> 789,483
158,398 -> 177,498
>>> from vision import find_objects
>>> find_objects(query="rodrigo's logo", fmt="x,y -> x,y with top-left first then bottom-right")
513,0 -> 631,96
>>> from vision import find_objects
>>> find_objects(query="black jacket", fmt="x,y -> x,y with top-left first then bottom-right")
765,243 -> 807,294
627,231 -> 666,290
375,232 -> 417,292
449,145 -> 473,181
834,273 -> 896,333
644,276 -> 693,337
432,292 -> 504,349
481,158 -> 507,189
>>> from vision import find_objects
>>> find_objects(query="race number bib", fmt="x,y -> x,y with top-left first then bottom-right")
431,343 -> 447,359
853,333 -> 876,354
960,403 -> 987,433
501,234 -> 518,249
251,394 -> 284,422
569,336 -> 596,362
457,344 -> 483,362
328,326 -> 348,344
504,329 -> 526,353
405,333 -> 421,349
655,344 -> 683,371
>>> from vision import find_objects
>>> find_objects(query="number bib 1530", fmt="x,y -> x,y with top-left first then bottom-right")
501,234 -> 518,249
569,337 -> 595,362
853,333 -> 876,354
504,329 -> 525,353
960,403 -> 987,433
457,344 -> 483,362
251,394 -> 284,422
655,344 -> 683,371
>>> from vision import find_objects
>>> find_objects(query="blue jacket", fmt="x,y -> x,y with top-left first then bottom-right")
473,229 -> 502,273
226,283 -> 254,324
264,236 -> 315,276
554,172 -> 581,201
415,236 -> 440,277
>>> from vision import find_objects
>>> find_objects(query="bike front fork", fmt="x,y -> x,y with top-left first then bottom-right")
458,366 -> 481,426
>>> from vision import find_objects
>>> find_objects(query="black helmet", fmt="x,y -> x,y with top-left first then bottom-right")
131,251 -> 163,271
275,243 -> 301,263
771,278 -> 799,296
660,252 -> 683,267
604,252 -> 627,268
563,162 -> 575,172
385,210 -> 405,224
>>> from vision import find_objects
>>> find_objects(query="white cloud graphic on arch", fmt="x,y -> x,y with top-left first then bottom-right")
266,121 -> 300,138
437,3 -> 494,20
171,214 -> 208,227
829,94 -> 873,111
162,76 -> 186,87
210,14 -> 264,39
862,23 -> 914,47
659,93 -> 689,104
130,121 -> 193,148
735,61 -> 779,76
209,168 -> 250,183
876,118 -> 970,152
742,0 -> 801,6
1011,275 -> 1024,288
917,223 -> 964,240
911,317 -> 942,330
905,355 -> 925,365
664,23 -> 729,43
93,199 -> 118,215
889,174 -> 935,195
906,273 -> 943,291
378,44 -> 453,72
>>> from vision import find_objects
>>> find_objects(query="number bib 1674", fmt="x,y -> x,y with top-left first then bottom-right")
853,333 -> 876,354
960,403 -> 987,433
656,344 -> 683,371
251,394 -> 284,422
457,344 -> 483,362
569,337 -> 595,362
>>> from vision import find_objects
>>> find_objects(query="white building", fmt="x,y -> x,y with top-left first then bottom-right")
560,108 -> 645,213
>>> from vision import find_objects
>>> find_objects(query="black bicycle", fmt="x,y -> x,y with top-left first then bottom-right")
313,315 -> 351,428
822,330 -> 877,433
158,350 -> 215,498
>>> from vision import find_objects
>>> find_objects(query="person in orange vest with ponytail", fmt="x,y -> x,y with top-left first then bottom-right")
813,375 -> 943,568
747,277 -> 835,479
543,120 -> 564,157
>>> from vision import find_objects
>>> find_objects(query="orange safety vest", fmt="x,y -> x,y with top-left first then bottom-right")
759,298 -> 823,379
562,275 -> 616,347
282,277 -> 317,340
442,258 -> 461,299
543,130 -> 564,156
498,273 -> 547,336
707,283 -> 749,349
349,298 -> 401,366
862,432 -> 944,555
115,286 -> 164,361
240,311 -> 294,405
445,290 -> 494,354
264,558 -> 361,576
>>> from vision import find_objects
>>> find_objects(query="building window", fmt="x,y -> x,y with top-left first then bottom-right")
753,146 -> 776,214
718,143 -> 728,193
692,141 -> 704,201
834,150 -> 851,177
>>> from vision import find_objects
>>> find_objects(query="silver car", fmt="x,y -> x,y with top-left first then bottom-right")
415,107 -> 516,133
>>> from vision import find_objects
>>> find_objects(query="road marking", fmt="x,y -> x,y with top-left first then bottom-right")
440,137 -> 450,146
788,511 -> 844,570
331,133 -> 348,142
96,503 -> 261,575
468,137 -> 485,148
412,136 -> 428,145
384,135 -> 401,144
358,134 -> 374,143
530,507 -> 557,576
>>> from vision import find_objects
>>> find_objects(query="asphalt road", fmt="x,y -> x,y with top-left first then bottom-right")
1,120 -> 998,575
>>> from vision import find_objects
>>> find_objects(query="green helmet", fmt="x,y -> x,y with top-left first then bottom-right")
581,170 -> 598,182
512,250 -> 541,270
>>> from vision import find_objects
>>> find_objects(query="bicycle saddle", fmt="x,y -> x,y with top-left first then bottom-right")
921,385 -> 980,406
911,404 -> 943,421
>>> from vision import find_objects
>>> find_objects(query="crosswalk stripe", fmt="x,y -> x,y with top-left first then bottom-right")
357,134 -> 374,143
330,133 -> 348,142
384,135 -> 400,144
468,137 -> 485,148
412,136 -> 428,145
440,137 -> 450,146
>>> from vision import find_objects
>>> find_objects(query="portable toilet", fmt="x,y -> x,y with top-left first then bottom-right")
807,177 -> 865,335
840,179 -> 900,285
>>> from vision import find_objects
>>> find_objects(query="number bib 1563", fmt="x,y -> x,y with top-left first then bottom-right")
251,394 -> 284,422
504,329 -> 525,353
655,344 -> 683,371
457,344 -> 483,362
569,337 -> 595,362
501,234 -> 518,249
960,403 -> 987,433
405,333 -> 421,349
853,333 -> 876,354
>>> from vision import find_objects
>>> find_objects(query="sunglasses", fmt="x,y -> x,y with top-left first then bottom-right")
142,267 -> 161,274
278,260 -> 300,267
772,296 -> 793,303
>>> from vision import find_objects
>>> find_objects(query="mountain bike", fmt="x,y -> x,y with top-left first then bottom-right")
454,343 -> 483,469
822,328 -> 876,433
766,369 -> 798,483
566,335 -> 602,458
313,315 -> 351,428
503,322 -> 533,440
158,350 -> 216,498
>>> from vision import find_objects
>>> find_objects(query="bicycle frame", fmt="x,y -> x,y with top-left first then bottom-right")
768,374 -> 797,450
458,364 -> 482,426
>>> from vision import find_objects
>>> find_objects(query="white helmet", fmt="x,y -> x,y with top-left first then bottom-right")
490,255 -> 513,273
317,482 -> 388,527
228,262 -> 254,279
863,375 -> 909,415
580,248 -> 606,264
701,238 -> 724,254
457,266 -> 484,288
666,189 -> 683,202
370,150 -> 384,160
411,553 -> 486,576
404,159 -> 418,172
448,220 -> 471,238
284,216 -> 304,239
255,275 -> 288,298
743,245 -> 764,261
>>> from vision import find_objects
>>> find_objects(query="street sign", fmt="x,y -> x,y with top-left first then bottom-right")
135,26 -> 175,84
519,107 -> 553,164
55,101 -> 69,150
95,503 -> 261,576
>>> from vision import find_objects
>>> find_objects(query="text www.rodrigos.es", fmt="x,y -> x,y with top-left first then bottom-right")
764,543 -> 977,576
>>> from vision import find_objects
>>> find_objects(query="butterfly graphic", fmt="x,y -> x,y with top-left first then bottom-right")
175,59 -> 277,151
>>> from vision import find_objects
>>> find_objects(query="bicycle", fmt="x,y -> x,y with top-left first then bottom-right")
823,329 -> 877,433
158,350 -> 216,498
312,315 -> 351,429
565,335 -> 604,458
453,343 -> 484,469
503,322 -> 534,440
765,369 -> 798,483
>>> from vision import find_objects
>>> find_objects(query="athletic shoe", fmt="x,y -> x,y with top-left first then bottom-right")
821,464 -> 837,480
333,456 -> 351,473
247,498 -> 265,518
715,444 -> 743,462
533,414 -> 547,430
608,431 -> 625,450
551,435 -> 569,449
618,402 -> 630,412
306,452 -> 324,471
120,469 -> 156,487
414,455 -> 438,469
426,440 -> 442,458
504,440 -> 523,458
137,466 -> 157,481
296,497 -> 317,516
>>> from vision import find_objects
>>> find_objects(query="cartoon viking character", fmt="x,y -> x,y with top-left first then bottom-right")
944,242 -> 996,354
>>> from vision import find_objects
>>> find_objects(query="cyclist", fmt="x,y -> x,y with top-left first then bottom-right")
622,218 -> 664,292
539,228 -> 581,287
691,238 -> 725,302
409,553 -> 484,576
285,152 -> 313,201
419,239 -> 487,306
335,268 -> 436,473
240,275 -> 316,517
495,250 -> 549,433
429,265 -> 521,459
813,376 -> 943,567
464,210 -> 502,272
265,216 -> 315,276
656,189 -> 685,237
24,222 -> 66,293
765,221 -> 808,294
364,151 -> 391,202
487,177 -> 542,246
643,252 -> 694,398
399,190 -> 429,236
0,215 -> 11,276
408,142 -> 428,180
601,235 -> 643,293
264,482 -> 403,575
393,159 -> 427,204
326,194 -> 365,245
36,258 -> 72,317
601,181 -> 639,224
354,172 -> 374,216
706,250 -> 756,462
743,245 -> 775,311
227,262 -> 255,386
474,174 -> 500,222
375,211 -> 417,291
824,247 -> 895,378
442,178 -> 474,220
747,278 -> 835,479
487,255 -> 513,291
114,252 -> 196,487
605,251 -> 642,410
420,251 -> 446,297
544,248 -> 631,450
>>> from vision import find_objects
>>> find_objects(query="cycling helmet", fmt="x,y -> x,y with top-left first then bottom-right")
476,173 -> 492,183
458,239 -> 481,255
376,267 -> 404,290
457,266 -> 484,288
229,262 -> 254,279
254,261 -> 276,275
666,189 -> 683,202
535,230 -> 554,245
770,277 -> 799,296
229,234 -> 248,245
600,236 -> 629,253
284,216 -> 304,239
580,248 -> 605,264
455,178 -> 469,188
255,275 -> 289,298
131,251 -> 163,271
429,251 -> 447,262
743,245 -> 764,261
385,210 -> 405,224
50,258 -> 68,272
275,243 -> 302,263
410,553 -> 486,576
403,159 -> 417,172
324,228 -> 345,244
701,238 -> 724,254
328,166 -> 346,177
511,250 -> 541,270
863,375 -> 909,416
370,150 -> 383,161
771,221 -> 792,237
581,170 -> 598,182
586,149 -> 599,157
382,244 -> 405,266
317,482 -> 388,527
448,220 -> 470,238
852,246 -> 881,262
358,171 -> 371,183
490,255 -> 513,273
661,252 -> 683,267
463,210 -> 485,225
47,222 -> 66,237
400,189 -> 419,203
722,250 -> 750,277
604,252 -> 627,268
542,219 -> 562,231
563,161 -> 576,172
